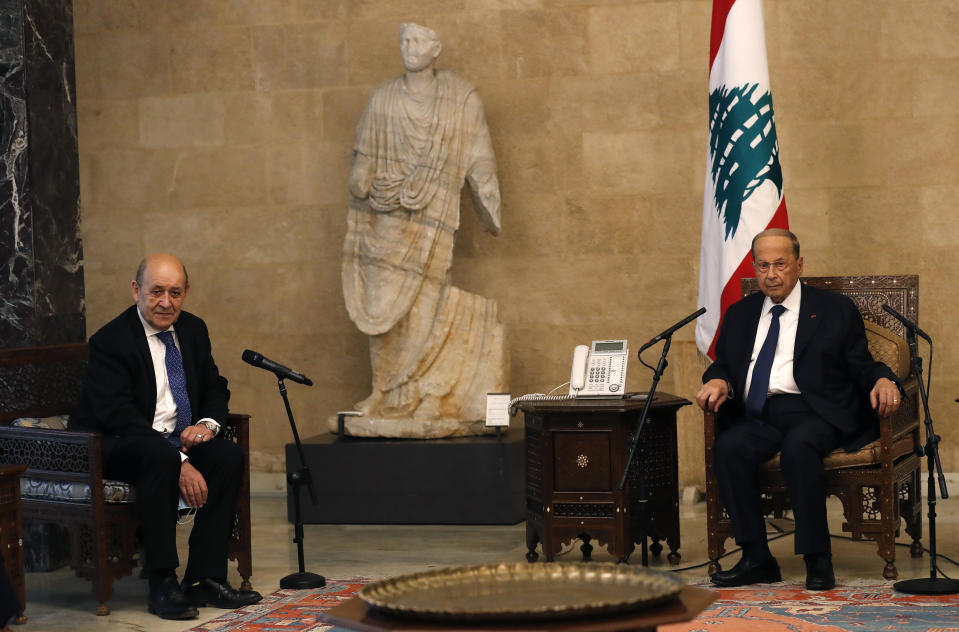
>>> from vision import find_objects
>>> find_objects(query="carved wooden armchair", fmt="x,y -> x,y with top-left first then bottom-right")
704,275 -> 923,579
0,343 -> 252,615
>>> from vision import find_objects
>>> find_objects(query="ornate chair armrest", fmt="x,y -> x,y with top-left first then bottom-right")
704,410 -> 718,450
0,426 -> 106,500
223,413 -> 250,455
702,409 -> 726,564
222,413 -> 252,575
890,377 -> 920,430
879,377 -> 919,436
223,413 -> 251,499
0,426 -> 99,473
221,414 -> 251,482
703,410 -> 719,495
877,376 -> 920,458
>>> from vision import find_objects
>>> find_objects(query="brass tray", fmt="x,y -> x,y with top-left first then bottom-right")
357,562 -> 685,622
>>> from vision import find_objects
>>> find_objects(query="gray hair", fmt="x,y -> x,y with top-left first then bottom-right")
751,228 -> 800,260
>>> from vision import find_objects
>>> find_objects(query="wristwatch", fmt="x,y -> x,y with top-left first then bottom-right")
196,420 -> 217,435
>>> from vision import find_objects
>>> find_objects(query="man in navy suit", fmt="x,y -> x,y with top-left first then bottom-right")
697,229 -> 901,590
71,254 -> 260,620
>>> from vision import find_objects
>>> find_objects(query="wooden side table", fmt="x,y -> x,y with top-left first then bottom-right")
0,464 -> 26,624
516,394 -> 690,564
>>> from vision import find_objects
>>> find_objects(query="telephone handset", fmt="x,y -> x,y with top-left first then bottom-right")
569,339 -> 629,397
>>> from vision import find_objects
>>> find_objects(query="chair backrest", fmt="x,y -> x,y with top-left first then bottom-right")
742,275 -> 918,379
0,343 -> 89,424
741,275 -> 918,337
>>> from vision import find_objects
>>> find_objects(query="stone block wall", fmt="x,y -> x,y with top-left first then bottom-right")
73,0 -> 959,483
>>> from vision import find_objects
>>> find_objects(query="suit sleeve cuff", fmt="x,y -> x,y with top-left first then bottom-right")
197,418 -> 220,437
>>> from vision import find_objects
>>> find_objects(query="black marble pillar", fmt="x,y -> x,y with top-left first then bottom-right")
0,0 -> 83,349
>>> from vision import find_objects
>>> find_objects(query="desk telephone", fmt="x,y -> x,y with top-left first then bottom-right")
569,339 -> 629,397
508,339 -> 630,411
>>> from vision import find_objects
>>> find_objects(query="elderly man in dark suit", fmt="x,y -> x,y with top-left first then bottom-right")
696,229 -> 901,590
71,253 -> 260,620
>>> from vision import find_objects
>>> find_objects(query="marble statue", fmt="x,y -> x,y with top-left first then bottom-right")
334,23 -> 509,438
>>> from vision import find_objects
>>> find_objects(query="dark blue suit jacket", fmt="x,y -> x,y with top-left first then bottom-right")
703,282 -> 897,450
71,305 -> 229,438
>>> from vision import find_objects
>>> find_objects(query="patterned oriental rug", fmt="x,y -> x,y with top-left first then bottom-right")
185,579 -> 369,632
186,580 -> 959,632
660,583 -> 959,632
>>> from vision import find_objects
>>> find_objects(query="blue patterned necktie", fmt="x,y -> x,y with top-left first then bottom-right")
157,330 -> 192,446
746,304 -> 787,422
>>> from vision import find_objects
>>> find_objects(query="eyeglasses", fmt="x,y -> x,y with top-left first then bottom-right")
754,260 -> 791,273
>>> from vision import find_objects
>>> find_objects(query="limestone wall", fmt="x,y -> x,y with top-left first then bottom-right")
74,0 -> 959,483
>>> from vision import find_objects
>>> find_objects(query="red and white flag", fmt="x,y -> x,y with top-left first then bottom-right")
696,0 -> 788,360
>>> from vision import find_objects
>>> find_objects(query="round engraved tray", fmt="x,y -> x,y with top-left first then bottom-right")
357,562 -> 684,621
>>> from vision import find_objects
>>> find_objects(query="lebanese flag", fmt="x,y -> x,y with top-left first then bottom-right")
696,0 -> 788,360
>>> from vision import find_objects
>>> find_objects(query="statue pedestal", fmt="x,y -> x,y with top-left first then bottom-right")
285,428 -> 525,524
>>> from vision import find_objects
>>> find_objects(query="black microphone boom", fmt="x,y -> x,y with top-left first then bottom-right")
242,349 -> 313,386
639,307 -> 707,354
881,304 -> 931,342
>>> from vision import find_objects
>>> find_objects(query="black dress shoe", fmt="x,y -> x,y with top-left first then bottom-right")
148,575 -> 199,620
710,556 -> 782,587
805,555 -> 835,590
183,578 -> 263,609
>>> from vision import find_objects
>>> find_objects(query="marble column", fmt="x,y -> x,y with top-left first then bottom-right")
0,0 -> 83,348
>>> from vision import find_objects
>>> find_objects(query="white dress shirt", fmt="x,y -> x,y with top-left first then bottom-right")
137,309 -> 219,460
744,282 -> 802,401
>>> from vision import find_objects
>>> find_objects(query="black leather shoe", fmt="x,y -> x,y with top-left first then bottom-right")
148,575 -> 199,620
710,556 -> 782,587
805,555 -> 835,590
183,578 -> 263,609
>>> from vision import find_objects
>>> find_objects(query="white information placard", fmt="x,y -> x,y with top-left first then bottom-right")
485,393 -> 511,427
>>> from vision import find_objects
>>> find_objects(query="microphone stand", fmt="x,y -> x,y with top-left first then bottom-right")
276,376 -> 326,589
617,334 -> 673,567
894,328 -> 959,595
616,308 -> 702,566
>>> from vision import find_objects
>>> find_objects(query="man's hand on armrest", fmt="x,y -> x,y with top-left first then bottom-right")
870,377 -> 901,418
179,422 -> 216,452
697,379 -> 730,414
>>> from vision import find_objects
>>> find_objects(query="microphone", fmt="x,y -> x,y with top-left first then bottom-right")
241,349 -> 313,386
881,304 -> 931,343
639,307 -> 707,354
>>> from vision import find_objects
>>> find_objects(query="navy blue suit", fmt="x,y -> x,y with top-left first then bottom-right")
71,306 -> 241,582
703,282 -> 898,554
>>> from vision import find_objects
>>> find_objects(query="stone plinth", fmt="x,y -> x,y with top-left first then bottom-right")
286,428 -> 525,524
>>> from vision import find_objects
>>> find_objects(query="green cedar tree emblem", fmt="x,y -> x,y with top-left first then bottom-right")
708,83 -> 783,239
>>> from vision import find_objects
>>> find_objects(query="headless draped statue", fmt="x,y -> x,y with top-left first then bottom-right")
335,23 -> 509,438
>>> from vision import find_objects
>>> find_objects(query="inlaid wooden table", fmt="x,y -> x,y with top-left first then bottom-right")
516,394 -> 691,565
